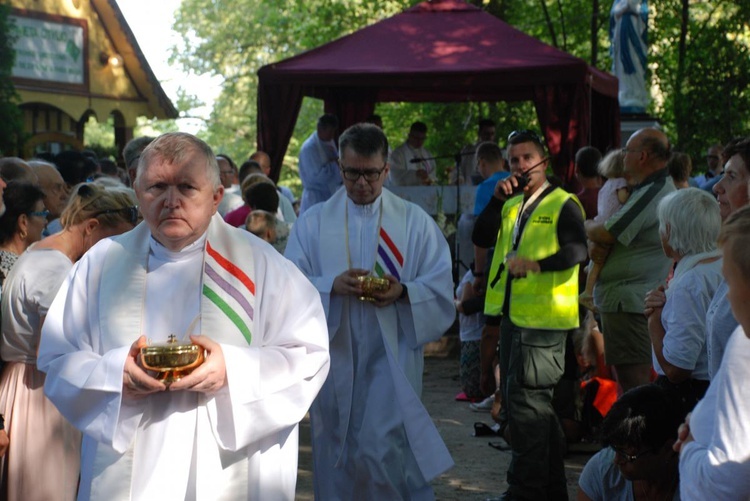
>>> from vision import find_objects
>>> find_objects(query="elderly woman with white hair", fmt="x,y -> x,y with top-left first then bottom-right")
644,188 -> 723,413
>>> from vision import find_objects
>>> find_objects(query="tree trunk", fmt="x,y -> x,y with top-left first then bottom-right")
539,0 -> 559,48
591,0 -> 600,66
674,0 -> 689,146
555,0 -> 568,51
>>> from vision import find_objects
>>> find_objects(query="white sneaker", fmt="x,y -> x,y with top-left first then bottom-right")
469,395 -> 494,412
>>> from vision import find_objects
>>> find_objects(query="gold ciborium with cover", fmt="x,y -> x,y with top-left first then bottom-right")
140,334 -> 205,386
357,275 -> 390,302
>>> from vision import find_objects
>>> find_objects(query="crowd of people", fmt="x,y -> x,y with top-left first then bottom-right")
458,124 -> 750,500
0,117 -> 748,500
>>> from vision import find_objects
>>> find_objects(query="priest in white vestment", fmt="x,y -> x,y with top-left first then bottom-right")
285,123 -> 455,500
38,132 -> 330,501
216,154 -> 243,216
388,121 -> 437,186
298,114 -> 342,214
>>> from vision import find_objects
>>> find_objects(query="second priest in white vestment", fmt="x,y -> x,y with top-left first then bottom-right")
285,123 -> 455,500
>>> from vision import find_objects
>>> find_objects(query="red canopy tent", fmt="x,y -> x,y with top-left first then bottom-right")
257,0 -> 619,183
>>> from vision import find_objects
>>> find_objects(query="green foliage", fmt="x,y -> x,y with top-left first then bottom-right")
84,115 -> 179,161
84,115 -> 115,152
651,0 -> 750,165
0,5 -> 25,155
134,115 -> 180,137
493,0 -> 612,67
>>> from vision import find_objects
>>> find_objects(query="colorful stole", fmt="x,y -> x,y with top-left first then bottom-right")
375,228 -> 404,281
203,241 -> 255,344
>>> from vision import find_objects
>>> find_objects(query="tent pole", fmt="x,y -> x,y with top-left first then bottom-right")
588,73 -> 593,145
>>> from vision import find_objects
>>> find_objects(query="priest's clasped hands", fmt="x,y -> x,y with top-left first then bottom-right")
123,334 -> 227,398
333,268 -> 405,307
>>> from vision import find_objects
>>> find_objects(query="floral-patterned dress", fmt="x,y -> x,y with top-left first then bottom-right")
0,250 -> 18,290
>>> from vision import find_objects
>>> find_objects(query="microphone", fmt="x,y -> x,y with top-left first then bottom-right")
409,158 -> 426,164
510,157 -> 549,195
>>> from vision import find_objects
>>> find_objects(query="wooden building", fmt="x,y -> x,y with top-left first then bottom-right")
8,0 -> 177,158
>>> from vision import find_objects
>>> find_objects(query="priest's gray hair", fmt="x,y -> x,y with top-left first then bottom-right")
135,132 -> 220,190
657,188 -> 720,257
338,123 -> 389,161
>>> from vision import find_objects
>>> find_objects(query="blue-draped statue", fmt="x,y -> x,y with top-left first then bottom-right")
610,0 -> 649,113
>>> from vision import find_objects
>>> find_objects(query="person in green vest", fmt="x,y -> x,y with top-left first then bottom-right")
482,130 -> 587,501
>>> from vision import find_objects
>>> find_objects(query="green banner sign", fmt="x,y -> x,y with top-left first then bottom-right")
10,15 -> 85,85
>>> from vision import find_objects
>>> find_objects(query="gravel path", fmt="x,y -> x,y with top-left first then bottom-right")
295,349 -> 595,500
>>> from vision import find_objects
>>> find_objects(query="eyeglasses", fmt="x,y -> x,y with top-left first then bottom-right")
610,445 -> 656,463
220,170 -> 236,176
508,129 -> 543,145
28,209 -> 50,218
340,166 -> 386,182
94,206 -> 139,225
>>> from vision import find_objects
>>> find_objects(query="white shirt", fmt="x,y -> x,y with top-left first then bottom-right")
679,326 -> 750,499
704,278 -> 739,380
653,253 -> 723,381
1,248 -> 71,363
217,186 -> 243,216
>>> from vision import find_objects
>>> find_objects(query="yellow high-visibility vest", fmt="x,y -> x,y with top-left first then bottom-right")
484,187 -> 583,329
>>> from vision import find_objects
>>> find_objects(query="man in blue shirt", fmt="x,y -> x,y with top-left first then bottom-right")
474,142 -> 510,216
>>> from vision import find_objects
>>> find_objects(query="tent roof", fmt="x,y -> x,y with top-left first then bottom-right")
259,0 -> 616,101
257,0 -> 619,184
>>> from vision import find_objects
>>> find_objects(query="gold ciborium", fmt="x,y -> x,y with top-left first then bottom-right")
357,275 -> 389,302
140,334 -> 205,386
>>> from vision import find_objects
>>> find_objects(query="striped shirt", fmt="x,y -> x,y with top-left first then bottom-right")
594,168 -> 676,313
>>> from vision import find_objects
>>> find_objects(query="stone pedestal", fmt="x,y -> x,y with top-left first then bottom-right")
619,113 -> 661,146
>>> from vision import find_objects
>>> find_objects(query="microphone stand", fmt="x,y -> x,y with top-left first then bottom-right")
411,150 -> 477,283
453,152 -> 465,283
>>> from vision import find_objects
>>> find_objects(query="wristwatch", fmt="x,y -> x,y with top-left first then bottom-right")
398,283 -> 409,300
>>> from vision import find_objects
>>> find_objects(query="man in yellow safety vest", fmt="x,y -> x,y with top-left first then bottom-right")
480,130 -> 587,501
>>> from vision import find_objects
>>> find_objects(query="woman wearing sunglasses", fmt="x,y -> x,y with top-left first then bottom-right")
0,183 -> 137,501
0,182 -> 48,289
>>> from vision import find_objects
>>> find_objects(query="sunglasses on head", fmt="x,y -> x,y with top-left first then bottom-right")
94,206 -> 139,225
507,129 -> 544,145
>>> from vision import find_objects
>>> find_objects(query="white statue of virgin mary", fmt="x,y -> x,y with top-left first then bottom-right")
610,0 -> 650,113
